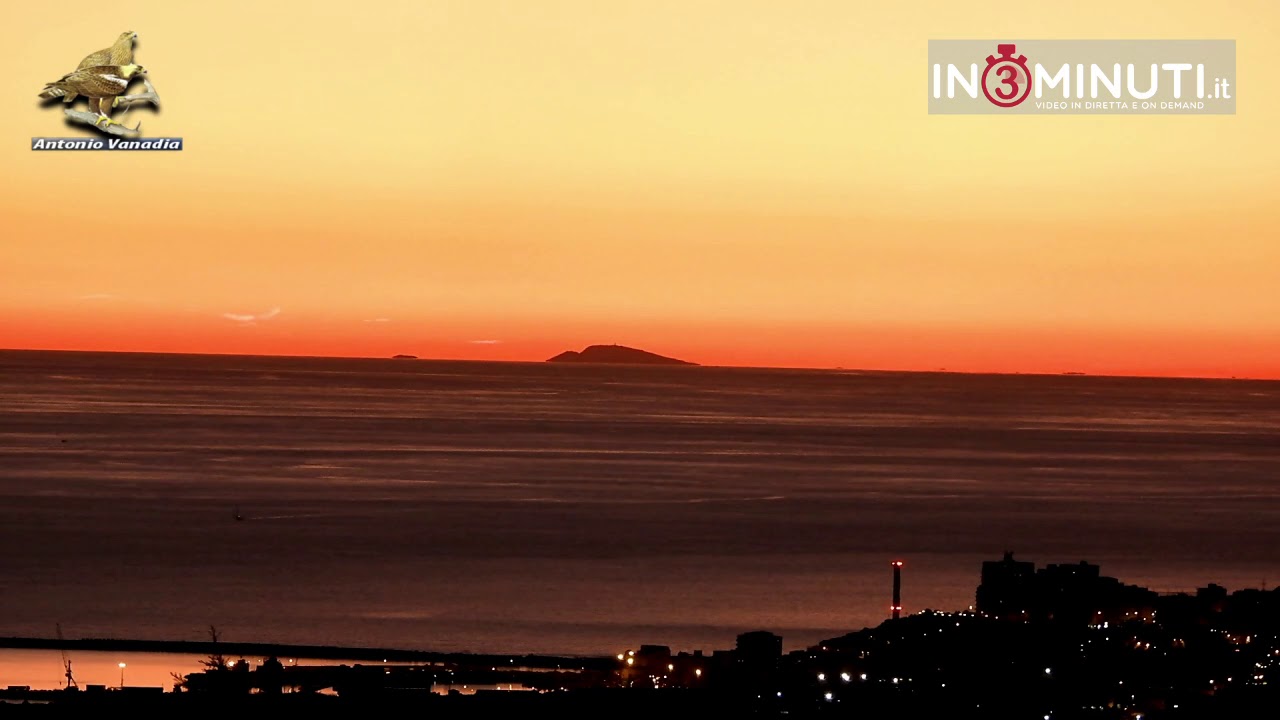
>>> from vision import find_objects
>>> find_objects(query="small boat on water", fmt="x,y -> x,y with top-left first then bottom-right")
233,505 -> 244,522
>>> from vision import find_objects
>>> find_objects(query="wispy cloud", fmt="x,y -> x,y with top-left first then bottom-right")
363,318 -> 392,323
222,306 -> 281,324
469,339 -> 502,345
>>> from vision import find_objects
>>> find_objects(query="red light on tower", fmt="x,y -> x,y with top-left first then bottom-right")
891,560 -> 903,620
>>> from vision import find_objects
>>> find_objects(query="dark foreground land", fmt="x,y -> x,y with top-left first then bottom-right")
2,554 -> 1277,718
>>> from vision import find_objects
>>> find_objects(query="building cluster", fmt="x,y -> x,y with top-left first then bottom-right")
609,553 -> 1280,716
975,551 -> 1280,637
976,552 -> 1159,623
614,630 -> 782,690
799,554 -> 1279,717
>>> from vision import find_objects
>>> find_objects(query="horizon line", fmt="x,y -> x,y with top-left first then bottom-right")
0,346 -> 1272,383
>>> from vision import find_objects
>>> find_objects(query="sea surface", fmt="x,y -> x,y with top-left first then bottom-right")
2,350 -> 1278,678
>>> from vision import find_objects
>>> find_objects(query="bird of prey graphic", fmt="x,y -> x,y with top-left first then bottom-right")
77,31 -> 136,71
39,64 -> 147,127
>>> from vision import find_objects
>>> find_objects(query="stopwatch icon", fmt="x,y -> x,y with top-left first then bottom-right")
981,43 -> 1032,108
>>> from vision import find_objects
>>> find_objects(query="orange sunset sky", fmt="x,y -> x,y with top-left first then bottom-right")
1,1 -> 1277,378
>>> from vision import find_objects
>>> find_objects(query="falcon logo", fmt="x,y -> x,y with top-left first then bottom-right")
33,30 -> 182,150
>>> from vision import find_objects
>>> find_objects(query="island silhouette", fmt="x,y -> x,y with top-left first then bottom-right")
547,344 -> 696,366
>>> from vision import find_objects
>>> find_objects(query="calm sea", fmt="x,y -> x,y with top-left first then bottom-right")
2,350 -> 1278,669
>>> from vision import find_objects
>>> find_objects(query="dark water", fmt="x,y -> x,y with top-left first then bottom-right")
1,350 -> 1277,657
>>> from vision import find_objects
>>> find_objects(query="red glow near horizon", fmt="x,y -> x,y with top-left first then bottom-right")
4,315 -> 1278,381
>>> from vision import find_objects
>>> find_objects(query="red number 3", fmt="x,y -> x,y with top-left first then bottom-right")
995,66 -> 1020,101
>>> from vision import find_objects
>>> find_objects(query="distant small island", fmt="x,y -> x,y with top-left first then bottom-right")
391,354 -> 418,359
547,344 -> 696,366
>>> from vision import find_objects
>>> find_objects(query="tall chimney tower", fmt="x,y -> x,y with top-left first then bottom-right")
891,560 -> 903,619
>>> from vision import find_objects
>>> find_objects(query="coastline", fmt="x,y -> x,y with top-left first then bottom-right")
0,635 -> 610,670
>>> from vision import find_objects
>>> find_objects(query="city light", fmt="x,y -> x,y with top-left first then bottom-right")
26,551 -> 1278,710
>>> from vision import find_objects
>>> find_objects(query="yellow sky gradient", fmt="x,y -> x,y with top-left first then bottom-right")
1,1 -> 1277,377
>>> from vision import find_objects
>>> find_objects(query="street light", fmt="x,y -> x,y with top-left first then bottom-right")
118,662 -> 126,688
